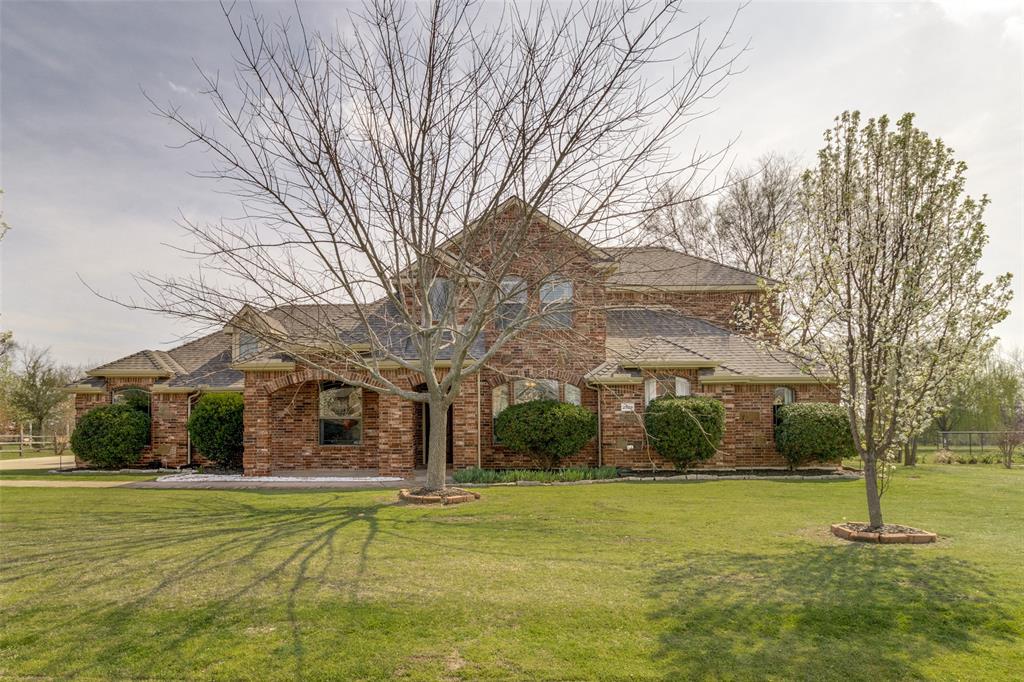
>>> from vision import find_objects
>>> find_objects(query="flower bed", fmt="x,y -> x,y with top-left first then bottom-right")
831,522 -> 937,544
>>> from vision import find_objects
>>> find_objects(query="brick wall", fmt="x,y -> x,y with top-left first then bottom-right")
599,374 -> 840,470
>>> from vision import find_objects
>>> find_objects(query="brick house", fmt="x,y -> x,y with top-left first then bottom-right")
68,198 -> 837,476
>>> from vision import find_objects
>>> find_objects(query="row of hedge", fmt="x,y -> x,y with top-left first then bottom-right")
71,393 -> 244,469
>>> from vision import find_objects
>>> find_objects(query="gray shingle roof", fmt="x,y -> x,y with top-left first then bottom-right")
605,246 -> 776,289
590,307 -> 815,383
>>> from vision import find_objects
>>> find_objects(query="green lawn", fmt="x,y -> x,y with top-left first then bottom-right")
1,466 -> 1021,681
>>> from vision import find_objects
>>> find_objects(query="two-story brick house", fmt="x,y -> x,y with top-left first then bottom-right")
68,198 -> 837,476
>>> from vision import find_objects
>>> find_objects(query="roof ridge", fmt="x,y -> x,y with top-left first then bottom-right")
650,336 -> 717,361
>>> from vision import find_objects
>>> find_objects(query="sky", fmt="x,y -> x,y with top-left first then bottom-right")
1,0 -> 1022,368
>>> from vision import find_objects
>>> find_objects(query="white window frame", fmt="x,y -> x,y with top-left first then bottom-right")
645,376 -> 692,405
539,276 -> 573,328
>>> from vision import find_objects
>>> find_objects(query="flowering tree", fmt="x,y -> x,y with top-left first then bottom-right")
771,111 -> 1012,528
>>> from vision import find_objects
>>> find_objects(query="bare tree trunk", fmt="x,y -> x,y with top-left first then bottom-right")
863,454 -> 885,529
425,398 -> 449,491
905,438 -> 918,467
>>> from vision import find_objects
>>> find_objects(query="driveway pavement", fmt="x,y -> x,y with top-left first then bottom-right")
0,454 -> 76,470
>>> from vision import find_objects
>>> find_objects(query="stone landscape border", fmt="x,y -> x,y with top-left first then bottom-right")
399,488 -> 481,505
831,522 -> 937,544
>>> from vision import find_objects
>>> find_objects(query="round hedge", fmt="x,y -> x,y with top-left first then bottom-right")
187,392 -> 245,467
70,403 -> 150,469
494,399 -> 597,468
644,396 -> 725,470
774,402 -> 854,468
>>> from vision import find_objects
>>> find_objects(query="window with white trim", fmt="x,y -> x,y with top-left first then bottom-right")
772,386 -> 795,428
496,276 -> 527,330
319,382 -> 362,445
644,376 -> 691,405
539,276 -> 573,327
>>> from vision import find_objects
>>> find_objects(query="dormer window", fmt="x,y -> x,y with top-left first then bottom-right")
237,331 -> 260,359
539,276 -> 573,327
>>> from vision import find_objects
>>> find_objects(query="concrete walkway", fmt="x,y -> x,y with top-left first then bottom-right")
0,454 -> 76,470
0,479 -> 131,488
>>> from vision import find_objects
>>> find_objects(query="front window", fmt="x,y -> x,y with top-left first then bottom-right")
238,331 -> 259,359
112,387 -> 151,416
492,384 -> 509,440
773,386 -> 795,428
319,382 -> 362,445
496,276 -> 527,330
514,378 -> 559,403
565,383 -> 582,406
539,276 -> 573,327
644,376 -> 690,405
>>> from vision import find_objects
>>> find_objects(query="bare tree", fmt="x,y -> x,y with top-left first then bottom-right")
769,111 -> 1012,528
117,0 -> 744,489
645,153 -> 801,280
0,189 -> 12,364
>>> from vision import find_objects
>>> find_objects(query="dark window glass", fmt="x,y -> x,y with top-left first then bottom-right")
319,382 -> 362,445
496,276 -> 527,330
429,278 -> 452,322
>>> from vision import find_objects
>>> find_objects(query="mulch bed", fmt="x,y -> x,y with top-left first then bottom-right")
831,522 -> 937,544
399,487 -> 481,505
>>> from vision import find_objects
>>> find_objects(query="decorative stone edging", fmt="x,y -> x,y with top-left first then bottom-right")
398,488 -> 482,505
831,523 -> 937,544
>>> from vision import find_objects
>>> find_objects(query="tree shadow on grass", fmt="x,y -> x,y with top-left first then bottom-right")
1,492 -> 390,681
647,545 -> 1018,681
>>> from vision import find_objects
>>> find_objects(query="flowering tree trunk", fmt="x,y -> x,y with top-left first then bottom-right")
773,111 -> 1012,529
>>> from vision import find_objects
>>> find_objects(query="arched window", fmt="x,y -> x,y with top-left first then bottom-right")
429,278 -> 452,322
319,382 -> 362,445
539,276 -> 573,327
112,387 -> 151,417
772,386 -> 795,428
492,380 -> 585,441
496,276 -> 527,330
644,376 -> 691,405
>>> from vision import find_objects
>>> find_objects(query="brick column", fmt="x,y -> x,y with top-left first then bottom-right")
243,375 -> 272,476
151,393 -> 190,468
377,392 -> 415,476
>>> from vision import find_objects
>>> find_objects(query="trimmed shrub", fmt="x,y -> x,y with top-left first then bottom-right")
644,396 -> 725,470
494,399 -> 597,468
187,392 -> 245,468
70,403 -> 150,469
774,402 -> 854,469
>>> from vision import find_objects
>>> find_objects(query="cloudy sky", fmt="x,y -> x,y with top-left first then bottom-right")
1,0 -> 1022,368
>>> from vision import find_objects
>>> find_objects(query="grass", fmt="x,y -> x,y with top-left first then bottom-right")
0,465 -> 1021,681
0,447 -> 62,460
452,465 -> 619,484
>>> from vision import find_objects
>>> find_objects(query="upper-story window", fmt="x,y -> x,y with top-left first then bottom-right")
429,278 -> 452,322
539,276 -> 573,328
237,331 -> 260,359
644,376 -> 691,405
496,276 -> 527,330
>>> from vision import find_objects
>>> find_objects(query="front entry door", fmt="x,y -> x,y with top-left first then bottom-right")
420,402 -> 454,467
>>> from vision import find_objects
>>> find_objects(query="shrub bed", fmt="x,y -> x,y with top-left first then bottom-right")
644,396 -> 725,470
452,466 -> 619,484
494,399 -> 597,468
187,392 -> 244,468
70,403 -> 150,469
774,403 -> 854,468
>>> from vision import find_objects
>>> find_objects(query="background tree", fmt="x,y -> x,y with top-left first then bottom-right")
645,153 -> 801,280
770,111 -> 1012,529
3,347 -> 76,442
116,0 -> 743,490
